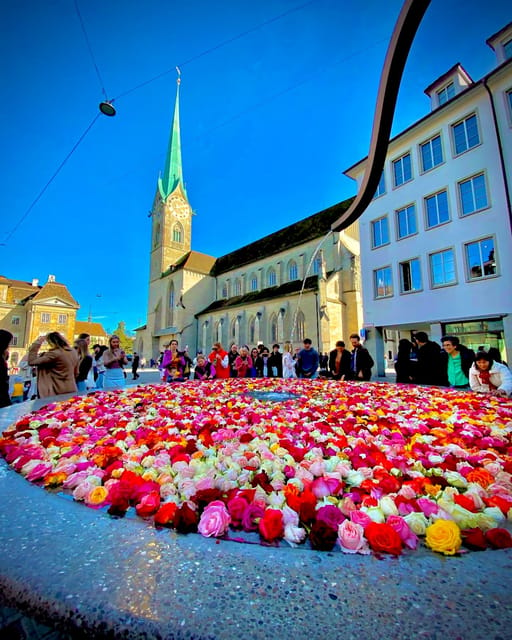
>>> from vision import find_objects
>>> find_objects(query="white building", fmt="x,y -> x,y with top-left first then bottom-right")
344,22 -> 512,374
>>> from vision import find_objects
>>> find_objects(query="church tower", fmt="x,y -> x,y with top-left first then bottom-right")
149,75 -> 192,281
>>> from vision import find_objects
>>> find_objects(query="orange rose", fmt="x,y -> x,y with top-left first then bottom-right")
466,468 -> 494,488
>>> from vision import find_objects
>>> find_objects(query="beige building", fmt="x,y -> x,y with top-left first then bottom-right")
135,81 -> 362,360
74,321 -> 108,346
0,274 -> 79,368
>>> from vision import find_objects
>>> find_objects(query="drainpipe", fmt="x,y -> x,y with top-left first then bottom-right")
314,292 -> 320,351
483,79 -> 512,234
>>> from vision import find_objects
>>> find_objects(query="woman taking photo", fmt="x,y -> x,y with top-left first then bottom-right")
28,332 -> 79,398
469,351 -> 512,397
103,335 -> 128,389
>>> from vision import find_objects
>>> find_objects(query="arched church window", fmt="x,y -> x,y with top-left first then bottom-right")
249,274 -> 258,291
294,310 -> 305,342
233,279 -> 242,296
168,283 -> 175,326
267,268 -> 277,288
249,316 -> 256,344
312,255 -> 322,276
270,314 -> 278,344
221,283 -> 228,298
288,260 -> 298,281
173,224 -> 183,243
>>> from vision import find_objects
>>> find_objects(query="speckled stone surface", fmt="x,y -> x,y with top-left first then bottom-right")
1,395 -> 512,640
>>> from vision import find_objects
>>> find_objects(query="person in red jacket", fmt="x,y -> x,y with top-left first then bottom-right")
208,342 -> 229,379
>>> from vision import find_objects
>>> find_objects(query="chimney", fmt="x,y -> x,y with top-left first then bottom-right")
31,278 -> 39,287
48,274 -> 55,283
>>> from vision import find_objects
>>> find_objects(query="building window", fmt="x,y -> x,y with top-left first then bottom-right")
58,314 -> 67,324
250,275 -> 258,291
429,248 -> 456,287
270,314 -> 278,344
288,260 -> 298,281
233,279 -> 242,296
312,255 -> 322,275
11,316 -> 20,325
507,89 -> 512,117
452,114 -> 480,154
153,223 -> 161,248
267,268 -> 277,287
504,38 -> 512,60
41,312 -> 51,323
396,204 -> 417,239
172,224 -> 183,243
425,190 -> 450,229
399,258 -> 422,293
294,311 -> 305,342
373,172 -> 386,199
11,335 -> 18,346
392,153 -> 412,187
458,173 -> 488,216
374,266 -> 393,298
221,284 -> 228,298
465,237 -> 496,280
437,82 -> 455,106
249,317 -> 256,344
420,135 -> 443,172
371,216 -> 389,248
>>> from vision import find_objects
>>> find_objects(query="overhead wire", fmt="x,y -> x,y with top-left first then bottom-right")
74,0 -> 109,100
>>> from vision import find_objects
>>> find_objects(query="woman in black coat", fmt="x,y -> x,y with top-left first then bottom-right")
328,341 -> 352,380
394,338 -> 417,384
0,329 -> 13,408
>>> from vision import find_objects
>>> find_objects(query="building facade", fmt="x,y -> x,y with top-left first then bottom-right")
0,274 -> 79,368
135,81 -> 362,360
344,23 -> 512,374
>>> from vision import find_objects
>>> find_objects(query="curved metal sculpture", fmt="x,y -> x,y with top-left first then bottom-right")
331,0 -> 431,232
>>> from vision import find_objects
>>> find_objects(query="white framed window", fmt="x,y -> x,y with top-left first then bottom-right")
458,173 -> 488,216
270,314 -> 278,344
373,172 -> 386,199
425,190 -> 450,229
221,284 -> 228,298
451,114 -> 480,155
11,335 -> 18,346
312,255 -> 322,275
249,275 -> 258,291
420,134 -> 443,172
294,311 -> 305,342
437,82 -> 455,106
374,266 -> 393,298
392,152 -> 412,187
465,237 -> 497,280
288,260 -> 298,281
11,316 -> 20,325
233,279 -> 242,296
41,312 -> 50,323
396,204 -> 417,239
399,258 -> 422,293
429,248 -> 456,288
58,314 -> 67,324
371,216 -> 389,248
267,268 -> 277,287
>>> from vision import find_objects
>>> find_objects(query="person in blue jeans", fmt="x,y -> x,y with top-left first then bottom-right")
295,338 -> 319,379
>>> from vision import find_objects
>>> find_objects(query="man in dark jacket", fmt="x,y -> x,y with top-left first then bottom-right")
268,344 -> 283,377
413,331 -> 443,386
349,334 -> 374,381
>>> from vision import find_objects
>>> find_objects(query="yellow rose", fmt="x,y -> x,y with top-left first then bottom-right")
86,485 -> 108,505
425,519 -> 461,555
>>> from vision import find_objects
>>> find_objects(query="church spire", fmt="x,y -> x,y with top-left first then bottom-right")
158,69 -> 186,200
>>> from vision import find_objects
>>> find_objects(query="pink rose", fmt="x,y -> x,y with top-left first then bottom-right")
198,500 -> 231,537
417,497 -> 439,517
311,477 -> 342,499
136,491 -> 161,517
227,496 -> 249,528
350,509 -> 372,528
386,515 -> 418,550
338,520 -> 370,555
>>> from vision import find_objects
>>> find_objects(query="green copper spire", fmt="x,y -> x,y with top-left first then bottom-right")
158,74 -> 186,200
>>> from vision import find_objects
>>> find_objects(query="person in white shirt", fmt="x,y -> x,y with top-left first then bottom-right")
469,351 -> 512,397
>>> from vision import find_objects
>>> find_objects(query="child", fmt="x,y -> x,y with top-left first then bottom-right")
167,365 -> 186,383
10,376 -> 24,404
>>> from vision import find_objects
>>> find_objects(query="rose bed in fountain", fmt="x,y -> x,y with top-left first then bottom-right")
1,377 -> 512,556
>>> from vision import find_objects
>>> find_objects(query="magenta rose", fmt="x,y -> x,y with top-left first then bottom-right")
198,500 -> 231,538
315,505 -> 345,530
227,496 -> 249,528
350,509 -> 373,528
386,515 -> 418,550
337,520 -> 370,555
242,501 -> 266,532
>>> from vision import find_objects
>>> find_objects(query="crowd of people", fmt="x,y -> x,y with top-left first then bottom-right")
0,329 -> 510,409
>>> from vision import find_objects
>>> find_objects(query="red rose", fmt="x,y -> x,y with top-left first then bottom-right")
299,490 -> 318,524
154,502 -> 178,527
227,496 -> 249,528
461,528 -> 487,551
365,522 -> 403,555
174,503 -> 199,533
191,488 -> 224,509
251,471 -> 274,493
135,490 -> 161,517
453,494 -> 477,512
485,528 -> 512,549
483,496 -> 512,515
309,520 -> 338,551
258,509 -> 284,542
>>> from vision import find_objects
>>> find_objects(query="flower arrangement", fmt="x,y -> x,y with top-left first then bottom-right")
1,378 -> 512,556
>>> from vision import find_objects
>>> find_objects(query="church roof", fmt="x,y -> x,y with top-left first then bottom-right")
162,250 -> 216,277
211,196 -> 354,275
158,79 -> 186,200
196,274 -> 321,316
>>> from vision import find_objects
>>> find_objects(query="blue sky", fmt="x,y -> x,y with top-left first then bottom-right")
1,0 -> 509,333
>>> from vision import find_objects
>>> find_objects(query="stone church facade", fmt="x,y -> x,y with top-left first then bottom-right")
135,82 -> 362,360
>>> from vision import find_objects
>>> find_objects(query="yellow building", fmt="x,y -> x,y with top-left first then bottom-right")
0,274 -> 79,369
74,320 -> 108,346
135,81 -> 362,360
